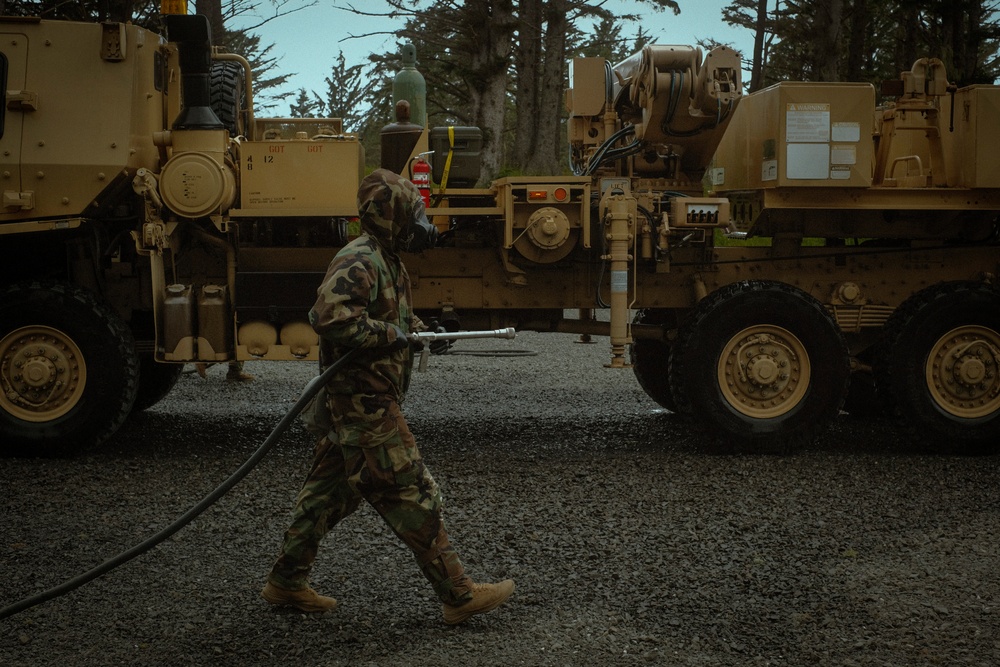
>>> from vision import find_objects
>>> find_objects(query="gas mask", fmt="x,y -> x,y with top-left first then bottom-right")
398,199 -> 438,253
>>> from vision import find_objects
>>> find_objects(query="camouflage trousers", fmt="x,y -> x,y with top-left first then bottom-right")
267,402 -> 473,606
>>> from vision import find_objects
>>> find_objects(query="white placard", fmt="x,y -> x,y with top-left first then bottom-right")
831,145 -> 857,165
787,143 -> 830,179
832,122 -> 861,142
610,270 -> 628,293
786,103 -> 831,142
762,159 -> 778,181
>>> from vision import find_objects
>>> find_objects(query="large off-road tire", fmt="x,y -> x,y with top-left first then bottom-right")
132,354 -> 183,413
669,281 -> 850,454
210,60 -> 246,136
0,282 -> 139,456
875,281 -> 1000,455
630,309 -> 680,413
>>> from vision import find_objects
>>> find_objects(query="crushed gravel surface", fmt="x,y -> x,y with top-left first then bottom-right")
2,331 -> 999,666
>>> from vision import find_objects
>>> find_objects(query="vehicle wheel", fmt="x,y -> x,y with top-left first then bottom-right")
630,309 -> 679,413
669,281 -> 850,453
210,60 -> 246,136
875,281 -> 1000,454
132,354 -> 183,412
0,282 -> 139,456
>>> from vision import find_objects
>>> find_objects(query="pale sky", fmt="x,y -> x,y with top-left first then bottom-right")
231,0 -> 754,99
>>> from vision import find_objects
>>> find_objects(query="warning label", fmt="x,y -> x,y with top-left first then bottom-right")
786,103 -> 831,143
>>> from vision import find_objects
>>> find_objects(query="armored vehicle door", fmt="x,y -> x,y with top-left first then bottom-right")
0,28 -> 29,213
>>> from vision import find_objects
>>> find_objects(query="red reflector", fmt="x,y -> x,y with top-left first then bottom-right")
528,190 -> 549,201
553,187 -> 568,202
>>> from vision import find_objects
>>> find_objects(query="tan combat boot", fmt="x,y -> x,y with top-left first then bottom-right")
260,582 -> 336,613
442,579 -> 515,624
226,361 -> 254,382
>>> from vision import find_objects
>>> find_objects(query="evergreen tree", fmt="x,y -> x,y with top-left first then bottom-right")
317,51 -> 367,132
725,0 -> 1000,88
288,88 -> 320,117
361,0 -> 516,182
218,29 -> 292,113
2,0 -> 159,26
347,1 -> 679,181
287,50 -> 367,148
920,0 -> 1000,85
722,0 -> 773,91
763,0 -> 845,83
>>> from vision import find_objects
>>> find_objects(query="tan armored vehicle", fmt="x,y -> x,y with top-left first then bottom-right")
1,12 -> 997,456
0,14 -> 362,454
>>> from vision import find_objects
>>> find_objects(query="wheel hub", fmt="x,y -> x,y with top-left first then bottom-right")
954,356 -> 985,384
22,354 -> 57,388
746,355 -> 780,384
0,326 -> 86,422
718,325 -> 809,418
927,325 -> 1000,418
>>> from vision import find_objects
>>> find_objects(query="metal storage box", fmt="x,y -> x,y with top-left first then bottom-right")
711,82 -> 876,190
430,126 -> 482,187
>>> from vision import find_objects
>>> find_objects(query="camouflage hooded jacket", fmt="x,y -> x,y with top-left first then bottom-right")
309,170 -> 425,445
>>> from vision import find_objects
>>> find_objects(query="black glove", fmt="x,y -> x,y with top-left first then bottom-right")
429,326 -> 451,355
385,324 -> 411,352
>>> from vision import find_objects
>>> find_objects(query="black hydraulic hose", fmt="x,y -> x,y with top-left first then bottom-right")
0,348 -> 359,621
584,125 -> 636,175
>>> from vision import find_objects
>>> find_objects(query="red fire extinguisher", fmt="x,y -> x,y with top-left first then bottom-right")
411,153 -> 432,208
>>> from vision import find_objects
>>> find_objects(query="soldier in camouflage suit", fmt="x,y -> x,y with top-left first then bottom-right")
261,169 -> 514,624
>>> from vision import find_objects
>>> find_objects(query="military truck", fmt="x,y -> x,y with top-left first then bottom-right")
0,13 -> 362,455
1,11 -> 997,456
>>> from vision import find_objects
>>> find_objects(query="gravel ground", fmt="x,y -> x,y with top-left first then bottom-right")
2,331 -> 1000,666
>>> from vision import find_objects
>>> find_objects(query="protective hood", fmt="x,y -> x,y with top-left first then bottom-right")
356,169 -> 437,253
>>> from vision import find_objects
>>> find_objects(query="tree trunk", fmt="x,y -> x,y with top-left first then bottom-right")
844,0 -> 869,81
750,0 -> 768,91
512,0 -> 568,175
526,0 -> 567,174
511,0 -> 543,170
815,0 -> 844,81
196,0 -> 226,45
464,0 -> 515,183
895,2 -> 920,74
943,1 -> 987,85
104,0 -> 137,23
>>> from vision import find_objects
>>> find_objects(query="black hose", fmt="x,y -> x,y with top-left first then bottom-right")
442,349 -> 538,358
584,125 -> 636,175
0,348 -> 359,621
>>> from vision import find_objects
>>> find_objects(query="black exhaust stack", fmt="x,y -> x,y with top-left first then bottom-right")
165,14 -> 224,130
